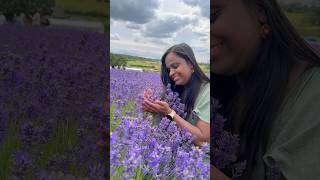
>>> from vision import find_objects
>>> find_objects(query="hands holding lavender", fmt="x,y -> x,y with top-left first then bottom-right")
142,88 -> 173,115
142,99 -> 172,115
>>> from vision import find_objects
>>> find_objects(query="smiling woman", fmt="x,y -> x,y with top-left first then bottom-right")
142,43 -> 210,146
211,0 -> 320,179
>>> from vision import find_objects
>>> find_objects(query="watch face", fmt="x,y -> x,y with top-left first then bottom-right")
166,115 -> 173,120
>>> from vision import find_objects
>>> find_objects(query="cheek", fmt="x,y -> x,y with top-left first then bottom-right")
215,18 -> 261,74
211,15 -> 229,38
180,66 -> 192,78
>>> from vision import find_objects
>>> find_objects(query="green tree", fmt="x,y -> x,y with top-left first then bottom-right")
36,0 -> 55,16
110,54 -> 118,68
110,54 -> 128,69
0,0 -> 55,23
0,0 -> 20,22
118,57 -> 127,68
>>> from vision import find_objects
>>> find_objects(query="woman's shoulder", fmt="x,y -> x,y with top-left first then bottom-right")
200,82 -> 210,94
194,82 -> 210,104
274,65 -> 320,130
191,82 -> 210,124
263,66 -> 320,179
196,82 -> 210,101
285,65 -> 320,108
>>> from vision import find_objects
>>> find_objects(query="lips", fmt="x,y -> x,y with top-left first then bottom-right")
171,75 -> 179,82
172,76 -> 179,81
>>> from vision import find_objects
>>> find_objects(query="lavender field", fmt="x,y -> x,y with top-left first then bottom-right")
110,69 -> 210,179
0,24 -> 108,179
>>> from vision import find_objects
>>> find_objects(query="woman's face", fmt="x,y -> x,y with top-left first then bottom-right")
165,52 -> 194,86
211,0 -> 262,75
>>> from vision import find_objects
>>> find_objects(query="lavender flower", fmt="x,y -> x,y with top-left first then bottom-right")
212,98 -> 246,178
110,73 -> 210,179
0,111 -> 8,145
11,150 -> 33,178
0,23 -> 107,178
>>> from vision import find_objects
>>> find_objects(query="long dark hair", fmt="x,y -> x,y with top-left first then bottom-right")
212,0 -> 320,178
161,43 -> 209,121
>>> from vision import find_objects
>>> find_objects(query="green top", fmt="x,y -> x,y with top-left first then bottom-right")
187,82 -> 210,125
251,66 -> 320,180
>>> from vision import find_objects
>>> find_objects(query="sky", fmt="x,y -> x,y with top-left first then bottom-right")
110,0 -> 210,64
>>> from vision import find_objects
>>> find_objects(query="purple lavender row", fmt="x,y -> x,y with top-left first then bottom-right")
212,98 -> 246,179
0,24 -> 108,179
110,69 -> 210,179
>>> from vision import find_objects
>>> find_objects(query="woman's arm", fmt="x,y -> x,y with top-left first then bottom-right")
171,112 -> 210,146
142,99 -> 209,145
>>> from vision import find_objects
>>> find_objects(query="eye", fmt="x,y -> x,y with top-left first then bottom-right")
172,63 -> 179,69
211,8 -> 222,24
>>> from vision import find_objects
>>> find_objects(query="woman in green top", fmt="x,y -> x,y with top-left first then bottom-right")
212,0 -> 320,179
142,43 -> 210,146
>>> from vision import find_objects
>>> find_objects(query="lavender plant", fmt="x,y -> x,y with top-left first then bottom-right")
0,24 -> 107,179
212,98 -> 246,179
110,70 -> 210,180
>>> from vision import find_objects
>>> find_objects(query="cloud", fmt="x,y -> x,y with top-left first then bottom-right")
110,0 -> 160,24
133,38 -> 139,42
143,15 -> 193,38
182,0 -> 210,18
193,31 -> 208,37
125,23 -> 142,30
110,0 -> 210,64
111,33 -> 120,40
194,46 -> 208,53
199,37 -> 208,42
150,38 -> 171,46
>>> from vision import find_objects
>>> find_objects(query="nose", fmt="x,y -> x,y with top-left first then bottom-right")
169,69 -> 175,78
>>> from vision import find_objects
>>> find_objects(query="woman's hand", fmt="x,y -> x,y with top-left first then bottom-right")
142,99 -> 171,115
143,88 -> 154,99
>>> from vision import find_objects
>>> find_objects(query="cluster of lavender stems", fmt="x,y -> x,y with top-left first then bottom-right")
110,70 -> 210,180
0,23 -> 107,179
212,98 -> 246,179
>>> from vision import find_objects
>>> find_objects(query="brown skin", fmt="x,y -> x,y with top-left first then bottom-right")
142,52 -> 210,146
165,52 -> 194,86
212,0 -> 262,75
211,0 -> 308,178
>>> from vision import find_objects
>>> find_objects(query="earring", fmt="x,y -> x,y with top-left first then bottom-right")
261,23 -> 270,39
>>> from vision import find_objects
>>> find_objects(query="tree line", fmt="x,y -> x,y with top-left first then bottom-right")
110,53 -> 128,69
0,0 -> 55,24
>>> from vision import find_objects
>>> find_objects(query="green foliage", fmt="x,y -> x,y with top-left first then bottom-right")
304,7 -> 320,26
0,0 -> 21,21
280,2 -> 308,13
0,0 -> 19,14
0,120 -> 20,179
0,0 -> 55,22
104,22 -> 109,33
35,118 -> 80,168
110,53 -> 128,68
55,0 -> 108,17
110,53 -> 210,73
36,0 -> 56,16
282,4 -> 320,39
110,100 -> 136,132
199,63 -> 210,74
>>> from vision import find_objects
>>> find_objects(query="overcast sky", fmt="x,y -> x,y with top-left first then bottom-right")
110,0 -> 210,64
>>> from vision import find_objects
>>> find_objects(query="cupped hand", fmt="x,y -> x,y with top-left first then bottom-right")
142,99 -> 171,115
